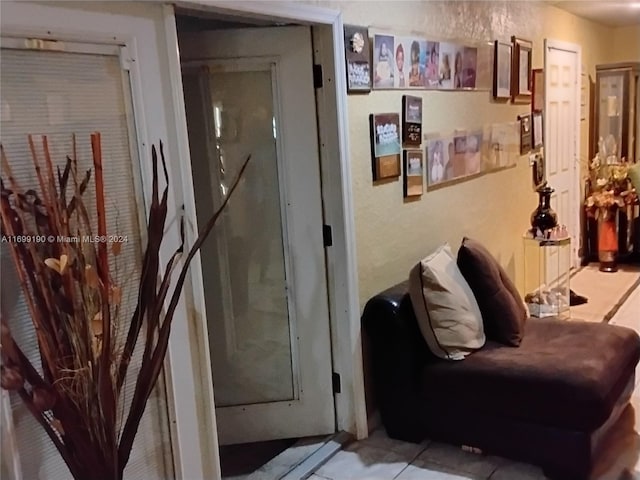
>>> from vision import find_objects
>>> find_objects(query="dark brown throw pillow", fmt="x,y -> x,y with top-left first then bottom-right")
456,237 -> 527,346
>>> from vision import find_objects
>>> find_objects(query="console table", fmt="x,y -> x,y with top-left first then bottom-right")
523,236 -> 571,319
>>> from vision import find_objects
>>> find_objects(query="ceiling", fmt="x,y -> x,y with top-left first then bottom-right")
550,0 -> 640,27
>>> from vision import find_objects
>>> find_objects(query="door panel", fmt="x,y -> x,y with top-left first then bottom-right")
180,27 -> 334,444
545,42 -> 580,275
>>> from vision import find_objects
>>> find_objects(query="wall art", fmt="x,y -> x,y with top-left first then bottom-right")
402,95 -> 422,146
373,34 -> 395,89
511,36 -> 533,103
371,33 -> 491,91
425,130 -> 484,188
532,68 -> 544,112
403,150 -> 424,197
370,113 -> 401,180
493,41 -> 512,100
532,111 -> 544,149
344,25 -> 372,93
519,113 -> 532,154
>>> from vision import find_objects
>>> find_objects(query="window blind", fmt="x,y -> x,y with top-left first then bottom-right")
0,47 -> 174,479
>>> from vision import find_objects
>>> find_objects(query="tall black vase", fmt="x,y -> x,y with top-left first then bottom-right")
531,184 -> 558,233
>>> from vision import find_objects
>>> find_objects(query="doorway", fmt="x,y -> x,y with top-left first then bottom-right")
544,39 -> 582,271
177,13 -> 335,455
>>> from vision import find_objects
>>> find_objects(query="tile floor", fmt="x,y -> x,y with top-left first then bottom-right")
311,276 -> 640,480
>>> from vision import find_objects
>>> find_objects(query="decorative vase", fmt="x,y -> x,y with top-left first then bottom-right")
597,206 -> 618,272
530,185 -> 558,233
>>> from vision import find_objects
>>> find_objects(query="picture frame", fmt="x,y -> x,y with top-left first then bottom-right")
403,150 -> 424,197
519,113 -> 532,155
532,68 -> 544,112
493,40 -> 511,100
532,111 -> 544,149
532,154 -> 545,189
511,36 -> 533,103
370,113 -> 401,180
402,95 -> 422,146
344,25 -> 372,93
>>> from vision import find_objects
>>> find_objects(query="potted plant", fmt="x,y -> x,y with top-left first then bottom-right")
585,135 -> 637,272
0,133 -> 249,479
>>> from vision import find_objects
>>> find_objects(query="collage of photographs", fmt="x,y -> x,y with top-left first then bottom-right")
373,34 -> 479,91
365,31 -> 535,196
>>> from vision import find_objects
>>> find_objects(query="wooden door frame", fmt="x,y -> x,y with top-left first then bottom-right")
163,0 -> 366,477
544,38 -> 582,268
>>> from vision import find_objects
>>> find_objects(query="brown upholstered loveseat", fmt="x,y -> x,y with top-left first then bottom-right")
362,280 -> 640,479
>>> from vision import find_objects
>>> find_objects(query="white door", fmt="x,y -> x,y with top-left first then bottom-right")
544,39 -> 581,275
180,26 -> 335,445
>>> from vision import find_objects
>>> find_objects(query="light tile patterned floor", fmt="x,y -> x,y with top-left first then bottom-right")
312,275 -> 640,480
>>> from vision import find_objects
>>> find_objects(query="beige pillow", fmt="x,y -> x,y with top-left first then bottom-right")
408,244 -> 485,360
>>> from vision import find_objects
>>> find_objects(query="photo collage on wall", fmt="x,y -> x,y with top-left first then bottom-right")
373,34 -> 488,91
425,122 -> 519,189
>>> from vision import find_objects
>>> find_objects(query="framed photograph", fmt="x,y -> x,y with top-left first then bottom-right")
493,41 -> 511,100
370,113 -> 401,180
532,111 -> 544,149
403,150 -> 424,197
532,68 -> 544,112
519,113 -> 532,155
426,138 -> 448,186
344,25 -> 371,93
511,36 -> 533,103
532,154 -> 545,189
402,95 -> 422,146
373,34 -> 395,89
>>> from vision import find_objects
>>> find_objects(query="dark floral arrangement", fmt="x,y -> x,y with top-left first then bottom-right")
585,136 -> 637,221
0,133 -> 248,480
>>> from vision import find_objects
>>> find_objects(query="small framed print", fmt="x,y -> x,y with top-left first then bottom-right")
519,113 -> 532,155
511,36 -> 533,103
532,68 -> 544,112
402,95 -> 422,146
344,25 -> 372,93
532,111 -> 544,149
403,150 -> 424,197
493,41 -> 511,100
370,113 -> 401,180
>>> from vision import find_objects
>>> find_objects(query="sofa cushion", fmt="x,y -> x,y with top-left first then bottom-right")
457,237 -> 527,346
418,318 -> 640,431
408,244 -> 485,360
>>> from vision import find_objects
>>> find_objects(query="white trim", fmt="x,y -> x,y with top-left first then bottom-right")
544,38 -> 582,268
0,3 -> 209,479
160,5 -> 221,480
168,0 -> 366,441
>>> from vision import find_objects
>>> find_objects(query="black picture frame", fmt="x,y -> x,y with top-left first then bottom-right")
519,113 -> 532,155
402,95 -> 422,146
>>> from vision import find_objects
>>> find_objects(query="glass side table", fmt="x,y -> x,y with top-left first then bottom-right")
523,236 -> 571,319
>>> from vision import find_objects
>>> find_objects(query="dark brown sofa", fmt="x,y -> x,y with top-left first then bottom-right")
362,280 -> 640,479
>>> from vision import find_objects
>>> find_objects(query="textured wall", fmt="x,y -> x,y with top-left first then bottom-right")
612,25 -> 640,63
302,0 -> 614,306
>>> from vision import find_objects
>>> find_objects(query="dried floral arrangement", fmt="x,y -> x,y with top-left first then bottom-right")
585,135 -> 637,220
0,133 -> 249,480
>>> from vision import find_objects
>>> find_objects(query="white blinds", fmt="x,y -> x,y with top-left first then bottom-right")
0,47 -> 173,479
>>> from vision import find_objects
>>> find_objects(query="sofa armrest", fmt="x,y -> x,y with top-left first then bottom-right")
361,281 -> 431,442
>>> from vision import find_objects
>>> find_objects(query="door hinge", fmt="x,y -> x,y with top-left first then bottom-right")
332,372 -> 341,394
323,224 -> 333,247
313,64 -> 323,88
